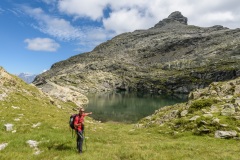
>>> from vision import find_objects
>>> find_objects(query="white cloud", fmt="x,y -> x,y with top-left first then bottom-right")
20,0 -> 240,52
103,8 -> 154,34
24,38 -> 60,52
58,0 -> 109,20
41,0 -> 57,5
41,69 -> 48,73
74,26 -> 115,52
21,5 -> 112,51
202,12 -> 235,22
57,0 -> 240,33
22,6 -> 83,41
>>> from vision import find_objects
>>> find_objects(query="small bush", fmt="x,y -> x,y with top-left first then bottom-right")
189,98 -> 217,113
174,118 -> 188,126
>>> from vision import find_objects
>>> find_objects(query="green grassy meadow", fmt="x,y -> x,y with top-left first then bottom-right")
1,99 -> 240,160
0,78 -> 240,160
1,120 -> 240,160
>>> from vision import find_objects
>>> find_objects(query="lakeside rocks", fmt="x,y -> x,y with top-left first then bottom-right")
139,77 -> 240,139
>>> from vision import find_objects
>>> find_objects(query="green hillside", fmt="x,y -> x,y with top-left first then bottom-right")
1,67 -> 240,159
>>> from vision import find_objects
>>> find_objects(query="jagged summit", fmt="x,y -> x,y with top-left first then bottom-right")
168,11 -> 188,24
154,11 -> 188,28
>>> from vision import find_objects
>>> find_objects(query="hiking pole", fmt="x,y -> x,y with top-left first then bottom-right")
84,130 -> 87,151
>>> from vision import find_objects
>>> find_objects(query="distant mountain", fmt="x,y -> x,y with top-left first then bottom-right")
17,73 -> 37,84
33,11 -> 240,96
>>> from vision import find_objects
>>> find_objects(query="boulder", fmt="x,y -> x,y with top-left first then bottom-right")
189,116 -> 200,121
0,143 -> 8,151
4,124 -> 13,131
180,110 -> 188,117
221,104 -> 235,116
212,118 -> 220,124
210,105 -> 219,113
234,98 -> 240,107
215,130 -> 237,139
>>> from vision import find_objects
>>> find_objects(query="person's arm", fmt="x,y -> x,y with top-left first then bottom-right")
84,112 -> 92,116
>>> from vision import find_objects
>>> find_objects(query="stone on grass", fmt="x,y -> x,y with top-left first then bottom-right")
233,116 -> 240,120
32,122 -> 41,128
14,118 -> 21,121
212,118 -> 220,124
12,106 -> 20,109
221,104 -> 235,116
26,140 -> 42,155
4,123 -> 13,131
215,130 -> 237,139
203,113 -> 213,118
219,124 -> 228,127
134,123 -> 144,128
234,98 -> 240,106
0,143 -> 8,151
189,116 -> 200,121
210,105 -> 219,113
180,110 -> 188,117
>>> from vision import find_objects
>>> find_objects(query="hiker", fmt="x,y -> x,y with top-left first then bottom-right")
74,107 -> 92,154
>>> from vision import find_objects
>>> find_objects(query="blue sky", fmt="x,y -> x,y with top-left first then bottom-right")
1,0 -> 240,75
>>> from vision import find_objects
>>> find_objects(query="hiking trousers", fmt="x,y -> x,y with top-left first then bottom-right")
76,131 -> 84,153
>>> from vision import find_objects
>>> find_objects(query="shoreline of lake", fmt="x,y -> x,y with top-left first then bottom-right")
85,91 -> 187,123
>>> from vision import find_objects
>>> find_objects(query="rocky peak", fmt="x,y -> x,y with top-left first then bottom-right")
154,11 -> 188,28
0,66 -> 12,83
168,11 -> 188,24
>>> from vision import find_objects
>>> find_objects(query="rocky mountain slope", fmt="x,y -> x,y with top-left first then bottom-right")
0,66 -> 87,108
33,11 -> 240,96
139,77 -> 240,138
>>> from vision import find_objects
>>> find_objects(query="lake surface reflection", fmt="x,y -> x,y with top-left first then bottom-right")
85,92 -> 187,123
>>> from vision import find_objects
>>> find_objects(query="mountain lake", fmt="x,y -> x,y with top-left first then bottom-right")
85,92 -> 187,123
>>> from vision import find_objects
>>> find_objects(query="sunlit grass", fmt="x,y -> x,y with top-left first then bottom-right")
1,116 -> 240,160
1,80 -> 240,159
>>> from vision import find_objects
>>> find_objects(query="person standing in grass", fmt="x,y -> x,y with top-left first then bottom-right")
74,107 -> 92,154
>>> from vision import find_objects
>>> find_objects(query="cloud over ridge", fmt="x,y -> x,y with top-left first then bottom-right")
21,0 -> 240,51
24,37 -> 60,52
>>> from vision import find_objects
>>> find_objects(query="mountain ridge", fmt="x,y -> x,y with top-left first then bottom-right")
17,73 -> 37,84
33,11 -> 240,97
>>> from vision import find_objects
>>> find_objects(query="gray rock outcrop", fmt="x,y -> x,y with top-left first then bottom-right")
154,11 -> 188,28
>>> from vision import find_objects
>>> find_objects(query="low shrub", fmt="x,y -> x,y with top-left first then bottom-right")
189,98 -> 217,113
